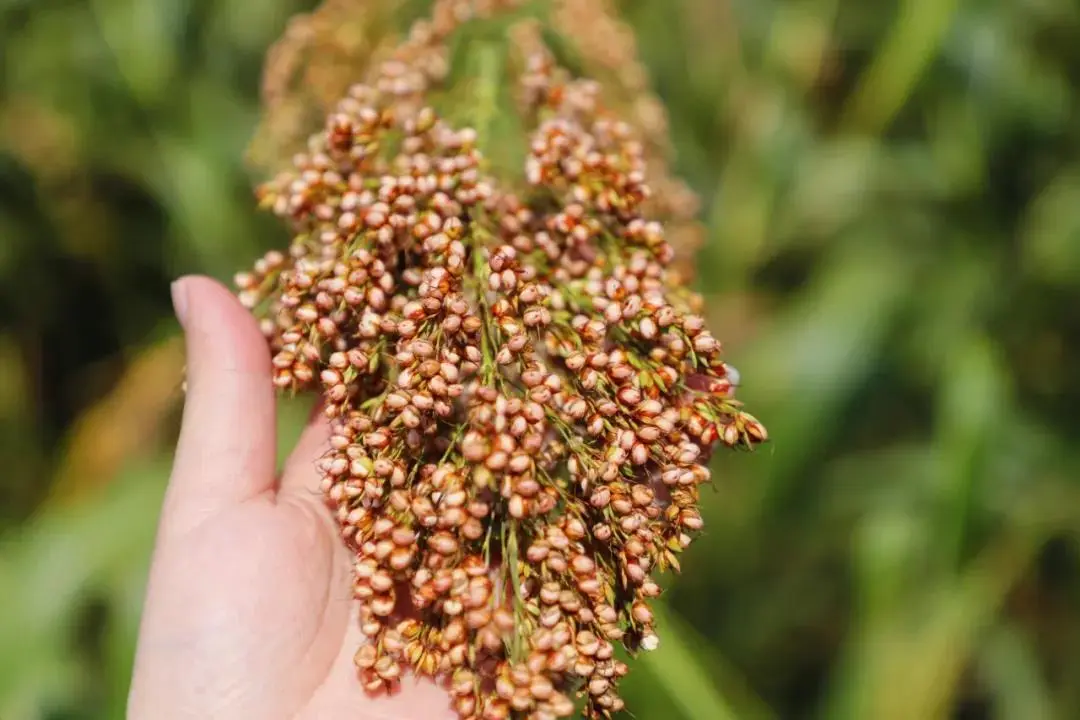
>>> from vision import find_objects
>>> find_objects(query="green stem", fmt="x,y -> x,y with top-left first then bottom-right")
505,522 -> 527,662
470,41 -> 504,156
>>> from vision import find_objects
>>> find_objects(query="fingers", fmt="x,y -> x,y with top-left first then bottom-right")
297,603 -> 456,720
278,404 -> 333,502
160,276 -> 277,537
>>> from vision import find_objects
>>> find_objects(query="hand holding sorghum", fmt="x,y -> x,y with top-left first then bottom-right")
128,277 -> 453,720
133,2 -> 766,719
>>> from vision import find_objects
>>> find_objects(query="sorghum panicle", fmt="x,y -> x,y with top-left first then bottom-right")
237,2 -> 766,718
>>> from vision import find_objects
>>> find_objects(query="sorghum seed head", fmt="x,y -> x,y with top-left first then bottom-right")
239,2 -> 765,718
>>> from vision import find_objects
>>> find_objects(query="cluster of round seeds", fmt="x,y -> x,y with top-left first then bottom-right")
508,12 -> 702,283
239,2 -> 765,718
251,0 -> 704,282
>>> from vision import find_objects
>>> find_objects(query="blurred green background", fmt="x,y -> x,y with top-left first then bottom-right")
3,0 -> 1080,718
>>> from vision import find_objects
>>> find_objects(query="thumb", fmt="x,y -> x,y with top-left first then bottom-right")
160,276 -> 277,538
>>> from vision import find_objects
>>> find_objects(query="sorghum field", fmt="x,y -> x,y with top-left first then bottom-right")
2,1 -> 1080,718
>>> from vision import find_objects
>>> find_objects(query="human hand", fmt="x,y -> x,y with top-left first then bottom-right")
128,277 -> 453,720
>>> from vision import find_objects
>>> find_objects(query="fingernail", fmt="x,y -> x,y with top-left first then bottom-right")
171,279 -> 190,327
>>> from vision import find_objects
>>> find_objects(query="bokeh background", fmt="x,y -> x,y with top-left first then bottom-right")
3,0 -> 1080,718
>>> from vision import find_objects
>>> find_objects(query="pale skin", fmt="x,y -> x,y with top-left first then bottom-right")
128,276 -> 454,720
